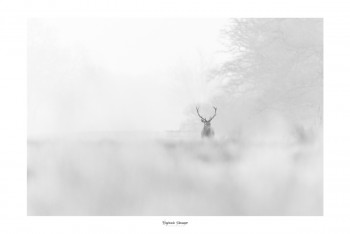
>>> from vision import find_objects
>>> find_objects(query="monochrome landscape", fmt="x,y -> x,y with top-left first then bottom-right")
28,18 -> 323,215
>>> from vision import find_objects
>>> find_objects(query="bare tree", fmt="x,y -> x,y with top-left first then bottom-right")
218,18 -> 323,125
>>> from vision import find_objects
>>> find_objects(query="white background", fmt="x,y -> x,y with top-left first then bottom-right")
1,0 -> 349,233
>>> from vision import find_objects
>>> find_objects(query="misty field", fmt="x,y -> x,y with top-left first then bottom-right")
27,129 -> 322,216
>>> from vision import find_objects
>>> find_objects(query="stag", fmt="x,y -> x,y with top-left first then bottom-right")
196,106 -> 217,138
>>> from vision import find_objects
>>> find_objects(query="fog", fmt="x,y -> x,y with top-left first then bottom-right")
28,18 -> 322,216
28,18 -> 228,136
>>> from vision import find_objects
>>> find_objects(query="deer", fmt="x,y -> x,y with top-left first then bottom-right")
196,106 -> 217,138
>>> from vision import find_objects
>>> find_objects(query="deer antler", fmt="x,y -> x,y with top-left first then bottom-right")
208,106 -> 217,121
196,106 -> 206,121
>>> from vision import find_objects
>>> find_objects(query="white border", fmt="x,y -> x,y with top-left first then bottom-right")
1,0 -> 350,233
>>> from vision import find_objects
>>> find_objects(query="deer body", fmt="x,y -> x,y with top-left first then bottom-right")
196,106 -> 217,138
201,124 -> 215,138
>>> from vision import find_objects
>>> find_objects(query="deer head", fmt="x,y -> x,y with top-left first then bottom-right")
196,106 -> 217,138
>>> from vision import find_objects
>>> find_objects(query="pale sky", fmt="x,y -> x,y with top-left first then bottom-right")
28,18 -> 228,136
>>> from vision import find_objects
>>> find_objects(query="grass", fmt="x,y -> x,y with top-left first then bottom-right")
27,130 -> 322,215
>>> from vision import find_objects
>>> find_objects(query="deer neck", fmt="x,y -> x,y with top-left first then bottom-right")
203,123 -> 211,129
